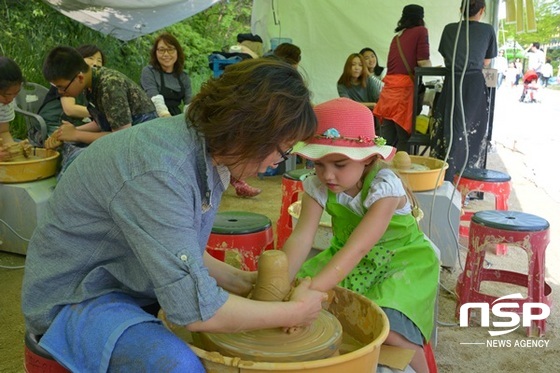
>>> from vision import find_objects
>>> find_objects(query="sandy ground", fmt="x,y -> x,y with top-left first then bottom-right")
1,85 -> 559,372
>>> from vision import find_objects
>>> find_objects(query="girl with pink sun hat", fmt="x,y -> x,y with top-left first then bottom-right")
285,97 -> 439,373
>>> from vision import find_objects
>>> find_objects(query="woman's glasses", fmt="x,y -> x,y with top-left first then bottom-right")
274,146 -> 293,165
157,48 -> 177,55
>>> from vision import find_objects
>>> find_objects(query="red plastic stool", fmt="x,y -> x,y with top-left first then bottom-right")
276,168 -> 313,249
207,211 -> 274,271
454,168 -> 511,255
455,210 -> 552,337
24,331 -> 69,373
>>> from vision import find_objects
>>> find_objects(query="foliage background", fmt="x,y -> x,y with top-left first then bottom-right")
0,0 -> 252,138
500,0 -> 560,65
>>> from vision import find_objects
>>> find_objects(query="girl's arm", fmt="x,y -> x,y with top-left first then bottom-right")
60,96 -> 90,118
311,196 -> 402,292
283,193 -> 323,281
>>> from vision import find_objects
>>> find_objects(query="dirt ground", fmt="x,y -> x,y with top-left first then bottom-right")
1,86 -> 559,372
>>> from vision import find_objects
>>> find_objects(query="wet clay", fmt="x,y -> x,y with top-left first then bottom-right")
200,250 -> 343,362
250,250 -> 292,302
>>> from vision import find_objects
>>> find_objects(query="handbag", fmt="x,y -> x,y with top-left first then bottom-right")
396,34 -> 425,115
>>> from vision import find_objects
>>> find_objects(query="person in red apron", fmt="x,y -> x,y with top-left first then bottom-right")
373,4 -> 431,151
284,98 -> 439,373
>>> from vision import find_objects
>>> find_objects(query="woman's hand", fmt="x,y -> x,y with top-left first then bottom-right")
287,277 -> 327,327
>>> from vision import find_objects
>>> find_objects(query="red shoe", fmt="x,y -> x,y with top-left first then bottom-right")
230,177 -> 261,197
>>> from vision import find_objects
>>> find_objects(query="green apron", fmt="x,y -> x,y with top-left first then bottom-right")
298,168 -> 439,341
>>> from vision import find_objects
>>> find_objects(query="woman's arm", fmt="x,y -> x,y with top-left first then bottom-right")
310,196 -> 402,292
60,96 -> 90,118
140,66 -> 161,98
417,59 -> 432,67
141,67 -> 172,117
203,251 -> 257,297
186,277 -> 326,333
283,193 -> 323,281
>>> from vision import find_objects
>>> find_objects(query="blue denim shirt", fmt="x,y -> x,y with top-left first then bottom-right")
22,115 -> 229,335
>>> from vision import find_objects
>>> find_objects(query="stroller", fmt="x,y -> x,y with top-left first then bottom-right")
519,70 -> 539,103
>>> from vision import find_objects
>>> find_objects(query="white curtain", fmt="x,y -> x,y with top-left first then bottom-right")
252,0 -> 499,104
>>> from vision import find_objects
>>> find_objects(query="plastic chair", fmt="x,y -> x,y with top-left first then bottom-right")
455,210 -> 552,337
207,52 -> 252,78
14,82 -> 50,145
24,331 -> 69,372
206,211 -> 275,271
276,168 -> 314,249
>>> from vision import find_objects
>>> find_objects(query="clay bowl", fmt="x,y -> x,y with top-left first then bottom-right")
288,200 -> 332,251
0,148 -> 60,183
161,285 -> 390,372
395,155 -> 448,192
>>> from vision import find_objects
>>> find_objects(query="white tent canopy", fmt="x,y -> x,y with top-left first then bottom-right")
42,0 -> 220,41
252,0 -> 499,104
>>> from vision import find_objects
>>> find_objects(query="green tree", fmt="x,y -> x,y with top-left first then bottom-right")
502,0 -> 560,53
0,0 -> 253,139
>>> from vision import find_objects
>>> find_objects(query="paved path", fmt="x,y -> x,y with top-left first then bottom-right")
490,85 -> 560,284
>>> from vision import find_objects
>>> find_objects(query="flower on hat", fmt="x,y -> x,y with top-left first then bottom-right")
322,128 -> 341,139
317,127 -> 388,147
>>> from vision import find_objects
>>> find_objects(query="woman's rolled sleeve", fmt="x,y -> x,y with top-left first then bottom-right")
155,254 -> 229,326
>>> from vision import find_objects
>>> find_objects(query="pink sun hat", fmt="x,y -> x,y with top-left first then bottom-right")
294,98 -> 396,161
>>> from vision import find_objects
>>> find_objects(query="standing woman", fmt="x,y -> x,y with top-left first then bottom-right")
337,53 -> 382,110
373,4 -> 431,151
359,47 -> 386,80
141,32 -> 192,117
430,0 -> 497,181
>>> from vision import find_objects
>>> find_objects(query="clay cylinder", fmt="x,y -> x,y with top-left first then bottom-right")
251,250 -> 292,302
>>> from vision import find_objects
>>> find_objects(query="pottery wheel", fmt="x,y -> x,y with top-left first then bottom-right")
199,309 -> 343,362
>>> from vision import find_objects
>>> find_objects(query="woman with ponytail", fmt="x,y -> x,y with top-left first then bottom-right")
430,0 -> 497,181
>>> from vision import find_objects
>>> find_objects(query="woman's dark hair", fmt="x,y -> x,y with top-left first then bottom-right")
462,0 -> 486,18
76,44 -> 106,65
188,58 -> 316,165
273,43 -> 301,66
149,32 -> 185,77
43,46 -> 89,81
337,53 -> 369,88
395,5 -> 425,32
359,47 -> 385,77
0,57 -> 23,91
